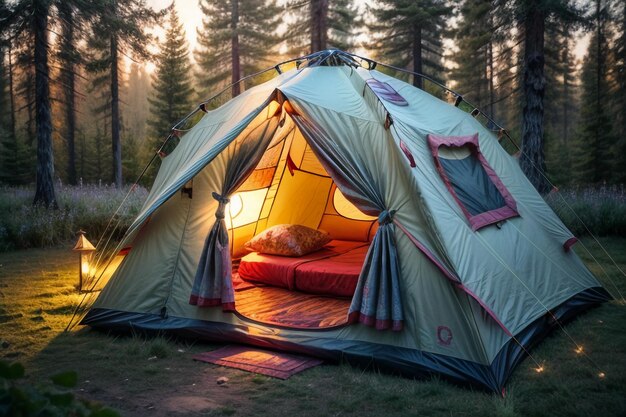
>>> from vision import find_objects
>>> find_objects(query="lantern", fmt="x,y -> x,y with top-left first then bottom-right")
73,230 -> 96,292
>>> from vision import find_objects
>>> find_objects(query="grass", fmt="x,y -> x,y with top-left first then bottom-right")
0,239 -> 625,416
0,184 -> 147,252
545,185 -> 626,237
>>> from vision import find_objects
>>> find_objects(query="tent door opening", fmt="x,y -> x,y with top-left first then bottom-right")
226,118 -> 377,329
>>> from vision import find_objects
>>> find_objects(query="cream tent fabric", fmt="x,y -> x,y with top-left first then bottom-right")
82,52 -> 609,392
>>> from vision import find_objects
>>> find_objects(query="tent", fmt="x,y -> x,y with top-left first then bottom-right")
82,50 -> 610,392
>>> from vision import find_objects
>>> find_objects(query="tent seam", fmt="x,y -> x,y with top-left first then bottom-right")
162,190 -> 194,314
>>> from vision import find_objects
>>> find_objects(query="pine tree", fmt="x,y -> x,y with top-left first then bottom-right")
610,0 -> 626,183
543,11 -> 579,185
490,1 -> 524,149
3,41 -> 35,185
81,68 -> 112,183
1,0 -> 57,207
285,0 -> 357,56
0,43 -> 18,184
125,63 -> 150,145
85,0 -> 161,188
13,30 -> 36,150
368,0 -> 452,88
515,0 -> 585,193
122,62 -> 151,183
194,0 -> 281,100
572,0 -> 614,184
451,0 -> 495,116
145,6 -> 193,183
148,6 -> 193,147
54,0 -> 101,185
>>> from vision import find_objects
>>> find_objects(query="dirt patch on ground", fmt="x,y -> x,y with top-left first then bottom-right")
83,366 -> 256,417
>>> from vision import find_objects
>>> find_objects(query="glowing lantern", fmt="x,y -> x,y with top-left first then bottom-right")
73,230 -> 96,292
224,189 -> 267,229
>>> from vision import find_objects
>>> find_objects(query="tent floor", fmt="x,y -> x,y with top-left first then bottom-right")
234,285 -> 351,329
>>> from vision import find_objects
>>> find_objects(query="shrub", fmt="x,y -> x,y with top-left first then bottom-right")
0,360 -> 120,416
0,183 -> 148,252
545,185 -> 626,237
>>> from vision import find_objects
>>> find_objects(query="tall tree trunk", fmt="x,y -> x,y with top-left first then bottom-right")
310,0 -> 328,52
519,5 -> 550,193
622,1 -> 626,140
80,131 -> 85,182
8,44 -> 16,145
25,70 -> 35,147
231,0 -> 241,97
488,13 -> 495,120
33,0 -> 57,208
562,28 -> 569,146
110,33 -> 122,188
59,3 -> 77,185
595,0 -> 601,114
97,129 -> 103,181
412,23 -> 423,89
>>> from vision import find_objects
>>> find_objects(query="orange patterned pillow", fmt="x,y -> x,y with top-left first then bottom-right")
245,224 -> 331,257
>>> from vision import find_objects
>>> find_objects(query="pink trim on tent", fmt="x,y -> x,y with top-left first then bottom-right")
427,133 -> 519,231
189,294 -> 236,312
399,140 -> 416,167
563,237 -> 578,252
347,311 -> 403,331
455,284 -> 512,337
393,220 -> 460,284
470,206 -> 519,231
393,219 -> 512,336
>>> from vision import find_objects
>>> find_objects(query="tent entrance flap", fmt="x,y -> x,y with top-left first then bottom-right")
190,101 -> 283,309
223,114 -> 378,330
285,106 -> 405,331
225,113 -> 378,258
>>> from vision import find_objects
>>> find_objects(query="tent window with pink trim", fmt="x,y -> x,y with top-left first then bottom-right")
428,133 -> 519,231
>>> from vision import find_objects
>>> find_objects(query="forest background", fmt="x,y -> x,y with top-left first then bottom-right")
0,0 -> 624,249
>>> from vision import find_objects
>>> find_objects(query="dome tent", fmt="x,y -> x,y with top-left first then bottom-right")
81,50 -> 610,392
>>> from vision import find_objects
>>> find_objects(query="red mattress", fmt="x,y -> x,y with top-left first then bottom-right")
238,240 -> 368,297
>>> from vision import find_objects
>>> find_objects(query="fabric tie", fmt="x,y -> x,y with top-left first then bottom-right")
212,192 -> 230,220
378,209 -> 397,225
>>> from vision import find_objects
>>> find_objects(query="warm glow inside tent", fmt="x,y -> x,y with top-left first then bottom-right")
82,51 -> 610,392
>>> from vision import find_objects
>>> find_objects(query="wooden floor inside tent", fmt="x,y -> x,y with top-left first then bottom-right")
234,285 -> 351,329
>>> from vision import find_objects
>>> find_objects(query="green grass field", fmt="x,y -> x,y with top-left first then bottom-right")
1,238 -> 625,416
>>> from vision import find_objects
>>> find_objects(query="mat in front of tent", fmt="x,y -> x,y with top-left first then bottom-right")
193,345 -> 323,379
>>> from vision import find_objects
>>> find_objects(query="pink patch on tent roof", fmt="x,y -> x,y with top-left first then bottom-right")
366,78 -> 409,106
